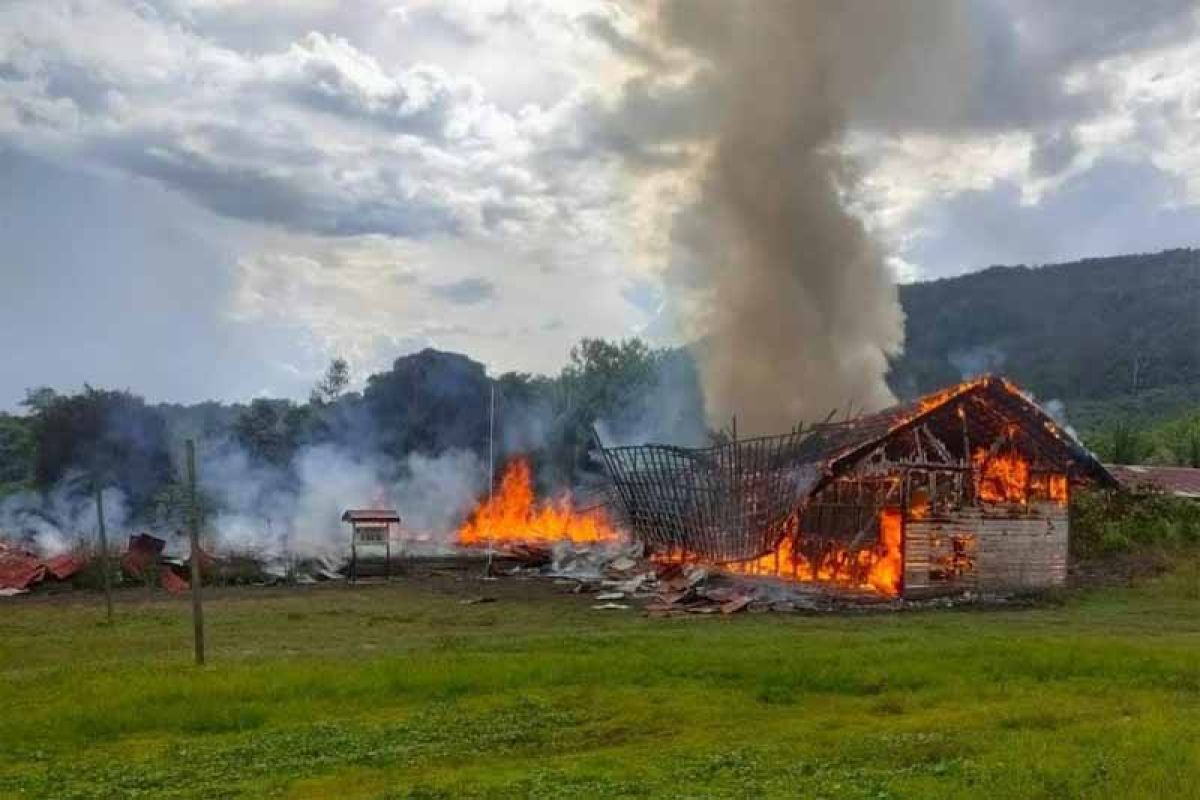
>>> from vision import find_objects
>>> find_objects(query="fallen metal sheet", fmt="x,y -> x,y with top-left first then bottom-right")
43,553 -> 87,581
160,568 -> 189,595
0,542 -> 76,591
121,533 -> 167,579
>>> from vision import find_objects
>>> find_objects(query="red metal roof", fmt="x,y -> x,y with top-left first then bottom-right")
0,543 -> 85,591
1106,464 -> 1200,498
43,553 -> 87,581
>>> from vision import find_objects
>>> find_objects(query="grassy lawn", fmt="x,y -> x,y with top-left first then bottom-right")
1,566 -> 1197,799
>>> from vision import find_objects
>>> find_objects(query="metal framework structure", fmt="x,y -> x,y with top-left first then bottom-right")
597,431 -> 818,562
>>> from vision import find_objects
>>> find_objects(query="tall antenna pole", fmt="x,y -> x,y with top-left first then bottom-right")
485,382 -> 496,575
186,439 -> 206,666
94,482 -> 113,624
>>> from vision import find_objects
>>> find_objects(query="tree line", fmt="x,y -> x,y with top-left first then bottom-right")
0,338 -> 705,529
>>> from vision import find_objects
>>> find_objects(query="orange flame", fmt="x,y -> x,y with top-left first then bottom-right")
915,376 -> 989,415
456,458 -> 622,547
972,449 -> 1069,505
973,449 -> 1030,503
722,508 -> 903,596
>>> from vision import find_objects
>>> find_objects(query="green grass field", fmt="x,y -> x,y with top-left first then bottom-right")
1,566 -> 1197,800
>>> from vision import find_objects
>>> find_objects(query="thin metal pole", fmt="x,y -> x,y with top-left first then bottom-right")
94,483 -> 113,623
485,382 -> 495,575
186,439 -> 205,666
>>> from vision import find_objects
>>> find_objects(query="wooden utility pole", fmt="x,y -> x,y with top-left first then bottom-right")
186,439 -> 206,666
94,483 -> 113,624
485,382 -> 496,577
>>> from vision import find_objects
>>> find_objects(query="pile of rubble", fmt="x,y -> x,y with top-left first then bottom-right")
0,531 -> 358,598
500,541 -> 906,615
0,542 -> 87,596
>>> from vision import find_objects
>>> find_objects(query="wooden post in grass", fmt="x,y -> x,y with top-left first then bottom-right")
485,381 -> 495,577
94,482 -> 113,624
186,439 -> 206,666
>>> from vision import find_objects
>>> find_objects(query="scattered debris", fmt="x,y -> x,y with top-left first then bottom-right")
720,595 -> 754,614
608,556 -> 638,573
120,533 -> 166,580
160,568 -> 189,595
459,596 -> 497,605
591,602 -> 631,610
0,542 -> 87,593
493,537 -> 968,615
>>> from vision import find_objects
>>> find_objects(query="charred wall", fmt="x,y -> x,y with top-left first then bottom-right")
902,503 -> 1069,597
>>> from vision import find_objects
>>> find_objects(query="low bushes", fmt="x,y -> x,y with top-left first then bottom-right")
1071,486 -> 1200,557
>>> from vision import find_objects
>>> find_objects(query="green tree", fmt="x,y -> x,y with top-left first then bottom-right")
310,357 -> 350,407
1107,420 -> 1146,465
0,414 -> 35,496
26,387 -> 175,515
233,399 -> 313,467
1182,425 -> 1200,468
548,337 -> 665,480
363,349 -> 490,458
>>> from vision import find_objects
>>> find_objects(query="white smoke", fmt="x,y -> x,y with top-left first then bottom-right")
0,475 -> 129,556
197,442 -> 487,560
1042,398 -> 1080,441
948,345 -> 1008,379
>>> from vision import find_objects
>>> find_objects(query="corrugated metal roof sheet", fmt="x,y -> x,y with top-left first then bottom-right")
0,543 -> 85,591
1106,464 -> 1200,498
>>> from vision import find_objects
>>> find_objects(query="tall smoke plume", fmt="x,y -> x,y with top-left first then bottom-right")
641,1 -> 971,433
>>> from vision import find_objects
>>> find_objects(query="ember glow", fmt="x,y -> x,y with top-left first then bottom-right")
456,458 -> 621,547
916,376 -> 989,416
723,509 -> 903,597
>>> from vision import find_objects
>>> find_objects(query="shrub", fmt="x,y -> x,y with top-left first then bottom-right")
1071,485 -> 1200,557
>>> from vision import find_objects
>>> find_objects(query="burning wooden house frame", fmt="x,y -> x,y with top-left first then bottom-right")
598,377 -> 1114,599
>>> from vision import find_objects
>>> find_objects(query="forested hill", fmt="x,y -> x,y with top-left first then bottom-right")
888,248 -> 1200,425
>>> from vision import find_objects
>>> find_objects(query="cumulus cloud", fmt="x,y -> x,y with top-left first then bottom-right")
0,0 -> 656,407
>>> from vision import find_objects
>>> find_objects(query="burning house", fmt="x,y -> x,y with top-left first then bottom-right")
599,377 -> 1114,599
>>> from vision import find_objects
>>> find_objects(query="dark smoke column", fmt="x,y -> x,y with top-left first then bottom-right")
653,1 -> 966,434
